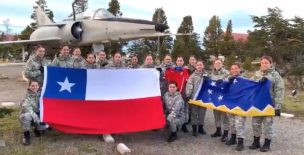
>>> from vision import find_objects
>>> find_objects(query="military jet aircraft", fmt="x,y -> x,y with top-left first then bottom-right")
0,5 -> 170,49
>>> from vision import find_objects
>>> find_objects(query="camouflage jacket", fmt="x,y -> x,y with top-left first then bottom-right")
159,62 -> 175,73
252,66 -> 285,110
185,70 -> 208,99
24,55 -> 48,84
187,64 -> 196,74
210,68 -> 230,80
85,62 -> 97,69
51,55 -> 74,68
141,64 -> 155,68
105,62 -> 125,69
95,60 -> 108,69
20,89 -> 40,123
72,57 -> 86,69
128,64 -> 141,69
163,91 -> 186,123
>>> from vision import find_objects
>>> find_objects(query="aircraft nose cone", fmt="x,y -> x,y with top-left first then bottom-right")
155,23 -> 169,32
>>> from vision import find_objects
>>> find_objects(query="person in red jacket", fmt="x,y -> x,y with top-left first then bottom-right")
164,56 -> 190,133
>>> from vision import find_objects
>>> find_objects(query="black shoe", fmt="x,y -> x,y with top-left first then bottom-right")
23,131 -> 30,145
33,128 -> 42,137
260,139 -> 271,152
226,134 -> 237,145
211,127 -> 222,137
192,125 -> 198,137
221,130 -> 228,142
236,138 -> 244,151
249,136 -> 260,150
181,124 -> 189,133
198,125 -> 206,135
167,132 -> 177,143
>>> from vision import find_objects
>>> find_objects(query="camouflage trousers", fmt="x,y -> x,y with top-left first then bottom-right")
190,105 -> 206,125
252,116 -> 273,139
20,112 -> 40,131
228,114 -> 247,138
213,110 -> 229,130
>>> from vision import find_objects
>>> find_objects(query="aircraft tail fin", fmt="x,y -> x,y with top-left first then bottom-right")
35,5 -> 53,26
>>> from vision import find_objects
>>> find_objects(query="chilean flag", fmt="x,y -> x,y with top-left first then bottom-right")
40,66 -> 165,134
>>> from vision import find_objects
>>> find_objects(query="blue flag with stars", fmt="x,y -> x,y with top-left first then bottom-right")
189,77 -> 275,116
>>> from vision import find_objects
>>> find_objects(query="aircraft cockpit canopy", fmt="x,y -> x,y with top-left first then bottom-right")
67,8 -> 115,20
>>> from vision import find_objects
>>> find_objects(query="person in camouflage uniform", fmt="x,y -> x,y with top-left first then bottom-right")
128,55 -> 140,69
163,81 -> 186,143
71,48 -> 86,69
187,55 -> 197,74
249,56 -> 284,152
95,51 -> 108,68
51,45 -> 74,68
185,60 -> 208,137
105,52 -> 125,69
141,54 -> 155,68
224,63 -> 247,151
19,80 -> 45,145
85,53 -> 97,69
210,58 -> 230,142
24,45 -> 49,86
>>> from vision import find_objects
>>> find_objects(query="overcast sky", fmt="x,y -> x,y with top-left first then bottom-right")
0,0 -> 303,37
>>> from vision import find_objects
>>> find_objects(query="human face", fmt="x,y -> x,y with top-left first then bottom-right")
189,57 -> 196,66
98,51 -> 106,61
145,56 -> 153,65
29,81 -> 39,93
176,57 -> 184,67
60,46 -> 70,57
113,53 -> 122,64
230,65 -> 240,76
164,55 -> 172,64
195,61 -> 204,72
260,59 -> 271,71
131,57 -> 138,65
168,84 -> 177,94
35,47 -> 45,58
86,54 -> 95,64
73,48 -> 81,58
213,59 -> 223,70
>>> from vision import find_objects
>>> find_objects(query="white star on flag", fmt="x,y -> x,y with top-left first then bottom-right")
211,81 -> 216,86
57,77 -> 75,93
208,89 -> 213,94
233,79 -> 238,84
218,95 -> 223,101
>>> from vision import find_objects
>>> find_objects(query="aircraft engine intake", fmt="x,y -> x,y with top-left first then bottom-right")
71,22 -> 83,40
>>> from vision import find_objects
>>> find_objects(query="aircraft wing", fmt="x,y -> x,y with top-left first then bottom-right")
0,37 -> 62,45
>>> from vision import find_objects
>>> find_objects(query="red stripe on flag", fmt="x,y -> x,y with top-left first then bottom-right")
42,97 -> 165,134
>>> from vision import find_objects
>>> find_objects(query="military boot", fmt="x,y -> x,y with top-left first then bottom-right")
236,138 -> 244,151
249,136 -> 260,149
226,134 -> 237,145
221,130 -> 229,142
260,139 -> 271,152
198,125 -> 206,135
181,123 -> 189,133
167,132 -> 177,143
211,127 -> 222,137
23,131 -> 30,145
192,125 -> 198,137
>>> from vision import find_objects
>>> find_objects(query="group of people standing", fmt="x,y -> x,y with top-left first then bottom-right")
19,44 -> 284,153
160,54 -> 284,153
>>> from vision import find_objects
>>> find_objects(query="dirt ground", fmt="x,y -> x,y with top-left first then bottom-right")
0,65 -> 304,155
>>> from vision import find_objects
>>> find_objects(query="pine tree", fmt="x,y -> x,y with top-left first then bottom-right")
105,0 -> 125,55
203,15 -> 224,56
221,20 -> 235,56
172,16 -> 202,62
107,0 -> 122,17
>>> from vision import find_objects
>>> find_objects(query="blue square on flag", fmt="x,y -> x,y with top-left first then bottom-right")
43,66 -> 87,100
